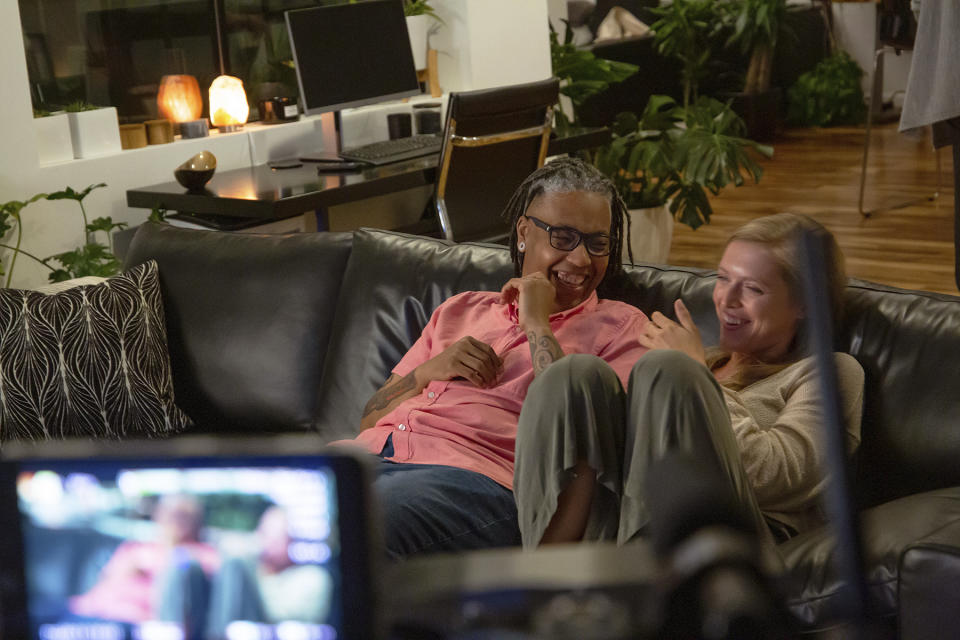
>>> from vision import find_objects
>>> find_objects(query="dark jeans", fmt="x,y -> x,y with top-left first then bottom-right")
375,436 -> 521,560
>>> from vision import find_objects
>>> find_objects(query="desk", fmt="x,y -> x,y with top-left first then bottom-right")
125,128 -> 611,231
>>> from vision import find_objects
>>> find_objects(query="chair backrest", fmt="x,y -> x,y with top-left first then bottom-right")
434,77 -> 559,243
878,0 -> 916,50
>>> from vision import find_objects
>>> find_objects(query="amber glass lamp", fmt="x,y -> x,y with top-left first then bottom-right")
209,75 -> 249,132
157,75 -> 203,123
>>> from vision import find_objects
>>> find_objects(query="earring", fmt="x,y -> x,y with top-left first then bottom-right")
518,241 -> 525,252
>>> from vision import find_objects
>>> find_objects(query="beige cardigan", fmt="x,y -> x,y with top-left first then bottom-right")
723,353 -> 865,536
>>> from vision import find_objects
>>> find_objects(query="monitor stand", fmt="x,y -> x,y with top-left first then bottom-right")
297,111 -> 366,170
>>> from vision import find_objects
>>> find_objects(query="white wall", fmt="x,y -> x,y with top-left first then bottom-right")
0,0 -> 552,290
832,1 -> 912,106
431,0 -> 553,93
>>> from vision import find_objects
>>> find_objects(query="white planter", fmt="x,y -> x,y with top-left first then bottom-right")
406,14 -> 429,70
67,107 -> 122,159
623,203 -> 675,264
34,113 -> 74,165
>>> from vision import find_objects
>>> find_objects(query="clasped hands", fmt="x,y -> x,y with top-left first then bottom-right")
415,273 -> 558,389
639,299 -> 706,364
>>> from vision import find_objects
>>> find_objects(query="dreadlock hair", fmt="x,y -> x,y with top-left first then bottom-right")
502,157 -> 632,290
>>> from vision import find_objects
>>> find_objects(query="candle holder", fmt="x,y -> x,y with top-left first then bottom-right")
119,123 -> 147,150
145,119 -> 174,144
180,119 -> 209,139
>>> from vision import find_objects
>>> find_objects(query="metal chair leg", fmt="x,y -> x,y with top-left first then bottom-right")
859,46 -> 941,217
858,47 -> 884,217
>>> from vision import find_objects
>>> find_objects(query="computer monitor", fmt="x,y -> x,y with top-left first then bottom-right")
286,0 -> 421,116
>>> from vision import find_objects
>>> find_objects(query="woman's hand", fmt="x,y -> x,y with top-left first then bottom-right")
417,336 -> 503,388
639,299 -> 706,364
500,272 -> 557,332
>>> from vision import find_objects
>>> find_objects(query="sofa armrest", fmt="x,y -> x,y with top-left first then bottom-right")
779,487 -> 960,630
898,516 -> 960,639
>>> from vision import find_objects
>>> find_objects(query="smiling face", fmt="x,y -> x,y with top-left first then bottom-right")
713,240 -> 804,363
516,190 -> 612,312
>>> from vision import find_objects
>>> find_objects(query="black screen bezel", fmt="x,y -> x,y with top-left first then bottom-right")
0,436 -> 379,640
285,0 -> 421,116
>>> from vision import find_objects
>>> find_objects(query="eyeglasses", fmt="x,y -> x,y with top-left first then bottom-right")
524,215 -> 612,257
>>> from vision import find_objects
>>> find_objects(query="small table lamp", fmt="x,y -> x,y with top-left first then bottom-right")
157,74 -> 203,123
209,75 -> 249,133
158,74 -> 209,138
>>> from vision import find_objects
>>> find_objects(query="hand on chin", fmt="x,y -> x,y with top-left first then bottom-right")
500,272 -> 558,329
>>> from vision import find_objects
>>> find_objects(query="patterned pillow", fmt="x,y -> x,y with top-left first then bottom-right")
0,260 -> 191,440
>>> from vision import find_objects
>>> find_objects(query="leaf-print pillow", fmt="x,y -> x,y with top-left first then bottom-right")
0,260 -> 191,440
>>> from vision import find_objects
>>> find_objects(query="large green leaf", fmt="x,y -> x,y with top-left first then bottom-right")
1,193 -> 47,239
596,94 -> 771,228
550,25 -> 637,126
45,182 -> 107,202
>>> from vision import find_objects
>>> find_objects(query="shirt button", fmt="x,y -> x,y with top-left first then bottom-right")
427,391 -> 436,399
398,424 -> 406,431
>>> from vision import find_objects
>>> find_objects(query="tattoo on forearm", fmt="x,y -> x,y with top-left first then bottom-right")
362,373 -> 417,418
527,330 -> 565,376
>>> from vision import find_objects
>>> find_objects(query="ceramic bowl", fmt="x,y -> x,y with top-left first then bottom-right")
174,150 -> 217,191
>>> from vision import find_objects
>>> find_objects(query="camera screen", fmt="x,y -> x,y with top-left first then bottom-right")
14,457 -> 343,640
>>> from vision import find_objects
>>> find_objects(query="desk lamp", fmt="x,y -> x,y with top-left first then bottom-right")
209,75 -> 249,133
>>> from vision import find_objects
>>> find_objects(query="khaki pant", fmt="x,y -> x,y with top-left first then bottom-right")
514,351 -> 773,550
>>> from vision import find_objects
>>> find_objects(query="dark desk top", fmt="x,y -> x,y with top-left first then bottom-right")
127,154 -> 439,220
126,127 -> 611,226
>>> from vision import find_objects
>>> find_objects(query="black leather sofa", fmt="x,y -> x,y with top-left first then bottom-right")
123,222 -> 960,638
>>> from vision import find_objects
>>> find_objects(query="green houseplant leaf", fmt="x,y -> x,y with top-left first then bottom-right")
47,243 -> 121,282
1,183 -> 123,287
786,50 -> 866,127
650,0 -> 724,107
402,0 -> 444,24
595,95 -> 772,230
550,23 -> 638,134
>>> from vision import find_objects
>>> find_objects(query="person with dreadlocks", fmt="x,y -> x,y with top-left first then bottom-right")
338,157 -> 650,560
514,212 -> 864,555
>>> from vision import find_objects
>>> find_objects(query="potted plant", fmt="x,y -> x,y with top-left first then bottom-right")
721,0 -> 790,140
403,0 -> 443,71
1,183 -> 125,287
594,95 -> 772,263
649,0 -> 724,108
33,108 -> 75,165
549,23 -> 638,137
786,50 -> 866,127
65,101 -> 122,159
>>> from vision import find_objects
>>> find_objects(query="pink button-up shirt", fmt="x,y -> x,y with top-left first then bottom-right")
350,290 -> 649,489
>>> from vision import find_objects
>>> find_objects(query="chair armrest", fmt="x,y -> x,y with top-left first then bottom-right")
898,517 -> 960,639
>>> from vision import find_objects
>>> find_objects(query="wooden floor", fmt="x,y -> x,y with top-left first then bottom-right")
667,122 -> 958,295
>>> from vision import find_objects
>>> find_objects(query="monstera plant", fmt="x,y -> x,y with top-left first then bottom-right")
594,95 -> 772,263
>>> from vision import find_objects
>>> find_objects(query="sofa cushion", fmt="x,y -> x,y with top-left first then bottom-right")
841,280 -> 960,508
123,223 -> 353,433
315,229 -> 514,440
0,260 -> 190,440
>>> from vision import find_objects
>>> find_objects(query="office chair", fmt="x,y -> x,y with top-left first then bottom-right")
429,78 -> 559,243
858,0 -> 941,217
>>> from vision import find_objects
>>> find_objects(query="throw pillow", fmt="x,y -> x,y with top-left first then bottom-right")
0,260 -> 192,440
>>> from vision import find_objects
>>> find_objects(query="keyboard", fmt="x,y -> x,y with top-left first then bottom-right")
339,134 -> 443,166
